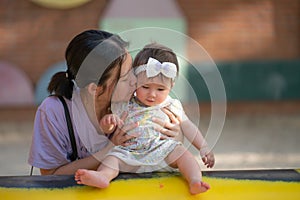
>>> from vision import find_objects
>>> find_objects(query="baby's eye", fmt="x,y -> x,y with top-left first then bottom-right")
142,85 -> 149,89
158,88 -> 165,91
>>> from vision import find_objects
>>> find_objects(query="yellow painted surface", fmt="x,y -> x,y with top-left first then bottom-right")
1,176 -> 300,200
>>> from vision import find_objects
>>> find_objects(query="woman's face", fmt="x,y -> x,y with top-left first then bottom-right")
111,53 -> 137,102
94,53 -> 136,117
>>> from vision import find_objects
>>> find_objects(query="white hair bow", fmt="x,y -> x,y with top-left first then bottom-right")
135,57 -> 177,80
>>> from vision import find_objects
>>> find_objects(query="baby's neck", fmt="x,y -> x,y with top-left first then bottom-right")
134,97 -> 150,107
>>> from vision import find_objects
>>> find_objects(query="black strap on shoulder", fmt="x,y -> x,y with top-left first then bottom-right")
29,95 -> 79,175
57,95 -> 78,161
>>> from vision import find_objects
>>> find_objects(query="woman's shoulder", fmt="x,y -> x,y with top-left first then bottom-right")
33,96 -> 68,134
38,96 -> 66,113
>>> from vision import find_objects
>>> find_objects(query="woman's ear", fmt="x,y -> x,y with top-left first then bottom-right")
87,83 -> 98,95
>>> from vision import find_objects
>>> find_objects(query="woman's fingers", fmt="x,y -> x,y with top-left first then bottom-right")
155,126 -> 176,138
152,117 -> 165,128
119,111 -> 128,121
112,120 -> 139,145
152,117 -> 179,132
114,115 -> 124,127
153,117 -> 180,138
161,107 -> 181,124
119,121 -> 139,135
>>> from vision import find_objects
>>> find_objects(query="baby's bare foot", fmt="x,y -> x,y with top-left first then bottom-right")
189,180 -> 210,195
75,169 -> 110,188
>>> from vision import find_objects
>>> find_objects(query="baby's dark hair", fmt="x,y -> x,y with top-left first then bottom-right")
133,42 -> 179,75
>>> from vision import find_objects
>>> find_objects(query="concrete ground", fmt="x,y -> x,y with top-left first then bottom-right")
0,111 -> 299,176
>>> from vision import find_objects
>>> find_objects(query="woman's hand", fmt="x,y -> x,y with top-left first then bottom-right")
153,107 -> 183,141
109,111 -> 140,146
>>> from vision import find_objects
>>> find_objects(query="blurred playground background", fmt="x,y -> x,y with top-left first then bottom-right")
0,0 -> 299,176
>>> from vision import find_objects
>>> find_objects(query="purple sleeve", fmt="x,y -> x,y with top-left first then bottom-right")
28,97 -> 71,169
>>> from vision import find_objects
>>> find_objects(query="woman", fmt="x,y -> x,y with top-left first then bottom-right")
28,30 -> 180,175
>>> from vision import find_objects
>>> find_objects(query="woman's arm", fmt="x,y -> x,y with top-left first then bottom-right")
41,116 -> 139,175
40,142 -> 114,175
109,111 -> 140,146
40,155 -> 101,175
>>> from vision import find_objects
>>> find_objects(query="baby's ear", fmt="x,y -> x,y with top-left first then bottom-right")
171,81 -> 175,88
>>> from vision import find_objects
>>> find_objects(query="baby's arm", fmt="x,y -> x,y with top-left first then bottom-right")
181,120 -> 215,168
167,98 -> 214,167
99,114 -> 123,135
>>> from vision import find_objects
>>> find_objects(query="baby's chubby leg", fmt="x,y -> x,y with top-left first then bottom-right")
165,145 -> 210,195
75,156 -> 120,188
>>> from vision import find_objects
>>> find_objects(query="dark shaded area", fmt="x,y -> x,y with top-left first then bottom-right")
188,60 -> 300,101
204,169 -> 300,182
0,169 -> 299,188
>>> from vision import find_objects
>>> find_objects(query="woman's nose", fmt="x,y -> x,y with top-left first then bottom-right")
129,71 -> 137,86
129,77 -> 137,86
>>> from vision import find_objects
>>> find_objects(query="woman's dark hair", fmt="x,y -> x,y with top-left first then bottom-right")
48,29 -> 128,99
132,42 -> 179,75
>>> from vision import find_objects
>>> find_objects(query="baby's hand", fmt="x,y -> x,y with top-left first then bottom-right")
101,114 -> 123,127
200,147 -> 215,168
100,114 -> 124,133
